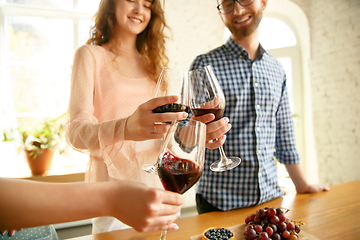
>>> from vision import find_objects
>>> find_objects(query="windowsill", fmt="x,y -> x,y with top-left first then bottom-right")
0,149 -> 88,183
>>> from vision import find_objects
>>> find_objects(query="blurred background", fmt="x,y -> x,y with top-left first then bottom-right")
0,0 -> 359,238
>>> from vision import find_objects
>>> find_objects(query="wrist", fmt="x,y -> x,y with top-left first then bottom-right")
292,179 -> 309,192
115,117 -> 129,141
97,182 -> 117,217
122,117 -> 131,141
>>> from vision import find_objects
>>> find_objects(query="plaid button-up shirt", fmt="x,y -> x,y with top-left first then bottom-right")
190,37 -> 300,211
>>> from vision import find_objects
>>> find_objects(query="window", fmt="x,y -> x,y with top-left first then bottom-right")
0,0 -> 99,174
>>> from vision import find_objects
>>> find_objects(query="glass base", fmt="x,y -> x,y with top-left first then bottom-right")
142,164 -> 158,174
210,157 -> 241,172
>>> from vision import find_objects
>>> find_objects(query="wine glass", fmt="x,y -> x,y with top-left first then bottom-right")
157,119 -> 206,239
188,65 -> 241,171
142,68 -> 189,174
152,68 -> 189,114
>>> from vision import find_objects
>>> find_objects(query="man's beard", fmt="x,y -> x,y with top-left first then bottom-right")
226,10 -> 262,39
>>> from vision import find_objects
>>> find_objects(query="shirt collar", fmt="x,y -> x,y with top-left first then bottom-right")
224,37 -> 265,61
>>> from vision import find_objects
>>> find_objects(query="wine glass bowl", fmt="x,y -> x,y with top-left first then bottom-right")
188,65 -> 241,172
157,119 -> 206,194
152,68 -> 189,114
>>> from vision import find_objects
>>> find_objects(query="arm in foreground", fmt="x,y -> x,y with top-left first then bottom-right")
0,178 -> 183,232
285,164 -> 330,193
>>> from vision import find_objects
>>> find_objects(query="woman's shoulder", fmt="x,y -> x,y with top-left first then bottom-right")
73,44 -> 108,69
76,44 -> 104,57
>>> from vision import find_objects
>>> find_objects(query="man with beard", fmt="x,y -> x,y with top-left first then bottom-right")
189,0 -> 329,214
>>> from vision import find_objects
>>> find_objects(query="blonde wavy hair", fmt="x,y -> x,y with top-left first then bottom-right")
87,0 -> 169,81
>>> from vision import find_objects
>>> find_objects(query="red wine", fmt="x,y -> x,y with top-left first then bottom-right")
158,150 -> 202,194
152,103 -> 189,113
191,108 -> 224,121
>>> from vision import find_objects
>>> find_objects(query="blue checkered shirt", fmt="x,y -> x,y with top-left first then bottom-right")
190,37 -> 300,211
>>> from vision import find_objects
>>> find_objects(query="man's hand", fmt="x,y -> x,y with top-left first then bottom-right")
191,114 -> 231,149
296,184 -> 330,194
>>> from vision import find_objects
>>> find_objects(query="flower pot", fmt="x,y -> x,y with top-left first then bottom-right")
25,149 -> 54,175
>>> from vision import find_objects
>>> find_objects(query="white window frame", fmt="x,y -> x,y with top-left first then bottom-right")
267,46 -> 304,162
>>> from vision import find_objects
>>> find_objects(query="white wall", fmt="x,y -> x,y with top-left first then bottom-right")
164,0 -> 224,71
307,0 -> 360,185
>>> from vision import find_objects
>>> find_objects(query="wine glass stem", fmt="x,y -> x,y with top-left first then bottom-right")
218,146 -> 230,165
160,230 -> 167,240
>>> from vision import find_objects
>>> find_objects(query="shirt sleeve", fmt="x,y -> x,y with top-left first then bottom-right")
189,55 -> 206,71
274,74 -> 300,165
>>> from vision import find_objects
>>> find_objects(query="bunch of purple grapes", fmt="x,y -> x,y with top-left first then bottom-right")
243,207 -> 303,240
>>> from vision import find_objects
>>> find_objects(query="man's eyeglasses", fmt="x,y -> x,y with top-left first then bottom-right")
217,0 -> 255,14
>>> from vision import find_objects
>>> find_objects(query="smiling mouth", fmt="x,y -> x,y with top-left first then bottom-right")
235,16 -> 251,23
129,17 -> 142,24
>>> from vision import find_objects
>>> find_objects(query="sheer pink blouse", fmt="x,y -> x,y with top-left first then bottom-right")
66,45 -> 163,232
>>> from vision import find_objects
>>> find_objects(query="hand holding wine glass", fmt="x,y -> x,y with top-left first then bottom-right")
188,65 -> 241,171
157,119 -> 206,239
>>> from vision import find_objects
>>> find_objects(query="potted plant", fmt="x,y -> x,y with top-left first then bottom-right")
3,114 -> 65,175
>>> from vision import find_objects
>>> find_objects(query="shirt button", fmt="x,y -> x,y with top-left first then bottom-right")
257,127 -> 260,131
257,105 -> 260,109
255,83 -> 259,87
258,150 -> 261,154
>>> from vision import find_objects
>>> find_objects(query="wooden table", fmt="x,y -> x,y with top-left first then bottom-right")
70,180 -> 360,239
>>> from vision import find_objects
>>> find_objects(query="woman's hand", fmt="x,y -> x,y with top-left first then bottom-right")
106,181 -> 183,232
125,95 -> 188,141
191,114 -> 231,150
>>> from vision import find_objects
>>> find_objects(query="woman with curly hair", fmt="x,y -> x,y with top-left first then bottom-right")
66,0 -> 188,233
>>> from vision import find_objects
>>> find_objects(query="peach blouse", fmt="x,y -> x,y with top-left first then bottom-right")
66,45 -> 163,233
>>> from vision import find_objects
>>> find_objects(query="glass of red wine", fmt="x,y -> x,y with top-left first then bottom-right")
188,65 -> 241,171
157,119 -> 206,239
152,68 -> 189,114
142,68 -> 189,174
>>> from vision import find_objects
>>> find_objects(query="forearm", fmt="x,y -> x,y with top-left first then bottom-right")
285,164 -> 330,193
0,179 -> 107,230
67,118 -> 125,151
284,164 -> 308,190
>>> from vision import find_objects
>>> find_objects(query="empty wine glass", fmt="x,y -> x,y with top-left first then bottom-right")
157,119 -> 206,239
142,68 -> 189,174
188,65 -> 241,171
